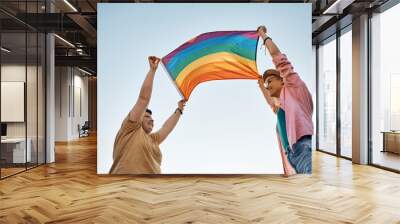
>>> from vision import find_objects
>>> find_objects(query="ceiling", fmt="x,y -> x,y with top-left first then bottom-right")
0,0 -> 393,75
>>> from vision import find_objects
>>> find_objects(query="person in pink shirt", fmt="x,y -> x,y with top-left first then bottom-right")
256,25 -> 314,175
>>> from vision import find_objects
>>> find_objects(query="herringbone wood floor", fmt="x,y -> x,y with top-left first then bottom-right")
1,135 -> 400,224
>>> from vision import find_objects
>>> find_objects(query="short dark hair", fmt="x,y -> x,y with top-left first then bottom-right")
262,69 -> 282,82
145,109 -> 152,115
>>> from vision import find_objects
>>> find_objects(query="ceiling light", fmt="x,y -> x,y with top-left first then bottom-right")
63,0 -> 78,12
322,0 -> 354,15
1,47 -> 11,53
54,34 -> 75,48
78,67 -> 93,76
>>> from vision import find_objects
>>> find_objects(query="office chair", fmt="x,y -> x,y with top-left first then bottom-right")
79,121 -> 90,138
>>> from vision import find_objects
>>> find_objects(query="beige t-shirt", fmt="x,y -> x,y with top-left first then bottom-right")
109,115 -> 161,174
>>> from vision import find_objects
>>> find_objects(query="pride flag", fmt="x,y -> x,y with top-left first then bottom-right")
162,31 -> 260,100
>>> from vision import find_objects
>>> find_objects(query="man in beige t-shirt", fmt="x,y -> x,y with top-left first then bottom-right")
109,56 -> 186,174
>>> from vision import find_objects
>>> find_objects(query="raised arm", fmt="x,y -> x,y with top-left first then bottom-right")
257,26 -> 301,86
129,56 -> 160,122
155,99 -> 186,144
257,26 -> 281,58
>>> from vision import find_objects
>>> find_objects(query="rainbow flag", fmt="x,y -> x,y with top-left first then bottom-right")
162,31 -> 260,100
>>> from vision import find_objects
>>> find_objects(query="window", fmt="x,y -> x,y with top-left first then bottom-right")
371,3 -> 400,171
340,28 -> 352,158
318,36 -> 337,154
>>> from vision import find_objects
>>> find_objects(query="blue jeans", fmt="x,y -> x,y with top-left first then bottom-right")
287,136 -> 312,174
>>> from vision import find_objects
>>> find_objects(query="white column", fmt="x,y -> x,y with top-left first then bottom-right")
46,33 -> 55,163
46,0 -> 55,163
352,14 -> 369,164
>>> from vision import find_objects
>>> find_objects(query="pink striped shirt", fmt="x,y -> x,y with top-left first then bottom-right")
273,53 -> 314,148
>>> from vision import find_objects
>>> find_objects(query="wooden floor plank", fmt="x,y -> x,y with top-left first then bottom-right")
0,135 -> 399,223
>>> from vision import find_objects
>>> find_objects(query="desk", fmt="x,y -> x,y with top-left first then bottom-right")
1,138 -> 32,163
381,131 -> 400,154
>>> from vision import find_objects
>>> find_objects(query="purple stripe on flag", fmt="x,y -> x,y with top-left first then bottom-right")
162,31 -> 257,65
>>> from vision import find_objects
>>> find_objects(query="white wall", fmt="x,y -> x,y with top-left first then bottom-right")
72,72 -> 89,137
1,65 -> 27,139
55,67 -> 68,141
55,67 -> 89,141
1,65 -> 41,137
1,64 -> 46,163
